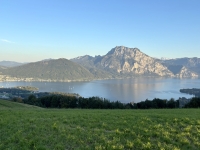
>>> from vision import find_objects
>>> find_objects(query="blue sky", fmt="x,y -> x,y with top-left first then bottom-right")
0,0 -> 200,62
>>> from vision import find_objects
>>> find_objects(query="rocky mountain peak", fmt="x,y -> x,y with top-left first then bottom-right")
106,46 -> 143,58
94,46 -> 174,76
71,46 -> 199,78
73,55 -> 94,61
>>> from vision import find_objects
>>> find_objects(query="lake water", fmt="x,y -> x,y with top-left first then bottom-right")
0,78 -> 199,103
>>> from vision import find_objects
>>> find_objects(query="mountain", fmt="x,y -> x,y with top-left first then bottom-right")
96,46 -> 174,76
161,57 -> 200,75
1,46 -> 199,82
72,46 -> 177,77
72,55 -> 113,78
0,61 -> 25,67
176,66 -> 198,78
72,46 -> 199,78
0,59 -> 94,81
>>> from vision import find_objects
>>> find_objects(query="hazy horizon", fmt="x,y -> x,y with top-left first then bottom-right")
1,0 -> 200,62
1,46 -> 200,64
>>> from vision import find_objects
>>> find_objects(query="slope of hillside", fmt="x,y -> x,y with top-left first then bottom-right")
71,55 -> 113,78
1,59 -> 94,81
0,99 -> 41,109
1,108 -> 200,149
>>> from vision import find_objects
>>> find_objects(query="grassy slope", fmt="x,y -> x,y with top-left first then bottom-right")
0,100 -> 200,150
0,99 -> 41,109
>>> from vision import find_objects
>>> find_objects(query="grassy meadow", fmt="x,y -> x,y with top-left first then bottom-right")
0,99 -> 200,150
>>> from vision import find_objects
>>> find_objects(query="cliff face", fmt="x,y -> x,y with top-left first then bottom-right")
96,46 -> 174,76
175,67 -> 198,78
161,57 -> 200,77
72,46 -> 199,78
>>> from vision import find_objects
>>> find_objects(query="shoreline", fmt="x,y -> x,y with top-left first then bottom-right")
0,76 -> 199,83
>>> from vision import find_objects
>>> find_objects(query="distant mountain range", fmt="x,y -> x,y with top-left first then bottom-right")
0,61 -> 26,67
160,57 -> 200,76
0,46 -> 199,81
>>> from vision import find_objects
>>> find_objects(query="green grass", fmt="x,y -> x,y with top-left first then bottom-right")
0,99 -> 41,109
0,100 -> 200,150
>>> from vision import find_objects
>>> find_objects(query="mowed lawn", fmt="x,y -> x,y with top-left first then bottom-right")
0,100 -> 200,150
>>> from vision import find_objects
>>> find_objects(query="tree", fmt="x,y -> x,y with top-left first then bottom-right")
27,94 -> 37,105
167,98 -> 176,108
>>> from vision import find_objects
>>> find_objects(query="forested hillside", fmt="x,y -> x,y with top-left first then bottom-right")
1,59 -> 94,81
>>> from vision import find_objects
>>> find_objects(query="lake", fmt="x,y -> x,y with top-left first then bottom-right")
0,77 -> 199,103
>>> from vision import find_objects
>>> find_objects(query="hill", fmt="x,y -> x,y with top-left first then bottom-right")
0,59 -> 94,81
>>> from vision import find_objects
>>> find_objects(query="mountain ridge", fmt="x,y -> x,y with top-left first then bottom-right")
0,61 -> 26,67
0,46 -> 199,81
72,46 -> 198,78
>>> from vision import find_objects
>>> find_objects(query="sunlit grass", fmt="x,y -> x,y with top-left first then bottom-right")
0,100 -> 200,149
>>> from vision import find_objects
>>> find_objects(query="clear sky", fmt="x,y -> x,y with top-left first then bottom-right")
0,0 -> 200,62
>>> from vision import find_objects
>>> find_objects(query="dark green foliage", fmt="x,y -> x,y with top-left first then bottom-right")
28,95 -> 37,101
22,94 -> 184,109
184,97 -> 200,108
12,97 -> 23,103
134,98 -> 179,109
166,98 -> 178,108
26,95 -> 37,105
23,95 -> 126,109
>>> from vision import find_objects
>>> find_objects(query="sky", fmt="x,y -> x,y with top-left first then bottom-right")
0,0 -> 200,62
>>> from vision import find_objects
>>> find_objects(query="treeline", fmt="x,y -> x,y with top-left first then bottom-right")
13,94 -> 200,109
133,97 -> 200,108
14,95 -> 178,109
22,95 -> 127,109
133,98 -> 179,109
184,97 -> 200,108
